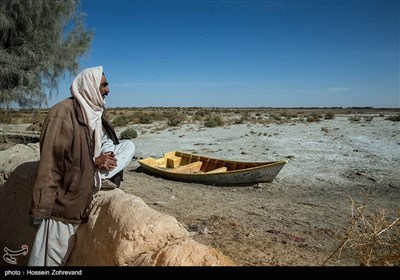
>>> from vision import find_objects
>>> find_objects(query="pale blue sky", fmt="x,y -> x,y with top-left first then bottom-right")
50,0 -> 399,108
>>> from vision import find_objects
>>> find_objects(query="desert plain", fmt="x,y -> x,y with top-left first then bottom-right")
1,107 -> 399,266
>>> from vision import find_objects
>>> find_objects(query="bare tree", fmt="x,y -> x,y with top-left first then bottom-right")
0,0 -> 93,108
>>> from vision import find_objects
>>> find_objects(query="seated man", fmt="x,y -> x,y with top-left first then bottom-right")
28,66 -> 134,266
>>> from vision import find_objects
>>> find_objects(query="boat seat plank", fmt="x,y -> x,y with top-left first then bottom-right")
154,158 -> 166,166
167,156 -> 182,168
170,161 -> 203,174
205,166 -> 228,174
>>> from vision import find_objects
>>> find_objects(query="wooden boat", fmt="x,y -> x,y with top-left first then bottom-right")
137,151 -> 288,185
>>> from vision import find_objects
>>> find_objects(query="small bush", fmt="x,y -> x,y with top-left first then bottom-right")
321,127 -> 329,133
306,116 -> 316,122
167,117 -> 181,127
324,112 -> 335,119
269,114 -> 281,121
163,111 -> 185,126
363,116 -> 374,122
138,113 -> 153,124
385,114 -> 400,122
112,115 -> 130,127
204,115 -> 224,127
120,128 -> 137,139
233,116 -> 246,124
307,113 -> 322,122
280,111 -> 296,119
348,115 -> 361,122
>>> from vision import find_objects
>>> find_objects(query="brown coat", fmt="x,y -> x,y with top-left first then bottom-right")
30,97 -> 95,224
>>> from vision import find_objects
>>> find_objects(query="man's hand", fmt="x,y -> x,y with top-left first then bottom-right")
95,152 -> 117,171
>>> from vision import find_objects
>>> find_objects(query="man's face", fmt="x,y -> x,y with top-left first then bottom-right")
99,75 -> 109,99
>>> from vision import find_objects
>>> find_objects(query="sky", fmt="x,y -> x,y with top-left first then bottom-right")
50,0 -> 399,108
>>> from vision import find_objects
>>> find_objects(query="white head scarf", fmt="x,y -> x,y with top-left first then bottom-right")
70,66 -> 105,158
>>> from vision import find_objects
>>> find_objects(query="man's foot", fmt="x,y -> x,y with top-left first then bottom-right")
101,179 -> 118,189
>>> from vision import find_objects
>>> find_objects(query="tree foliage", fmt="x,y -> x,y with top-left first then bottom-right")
0,0 -> 93,108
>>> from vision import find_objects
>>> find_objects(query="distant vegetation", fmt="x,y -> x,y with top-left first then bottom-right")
204,115 -> 224,127
1,107 -> 400,128
385,114 -> 400,122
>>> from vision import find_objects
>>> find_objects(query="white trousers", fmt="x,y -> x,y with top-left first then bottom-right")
28,219 -> 79,266
100,139 -> 135,179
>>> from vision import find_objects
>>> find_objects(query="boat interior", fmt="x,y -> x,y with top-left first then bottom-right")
139,151 -> 272,174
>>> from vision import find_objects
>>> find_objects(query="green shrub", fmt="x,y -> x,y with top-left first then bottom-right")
306,116 -> 316,122
167,118 -> 181,127
306,113 -> 322,122
204,115 -> 224,127
385,114 -> 400,122
324,112 -> 335,119
112,115 -> 130,127
270,114 -> 281,121
193,114 -> 203,121
280,111 -> 296,119
120,128 -> 137,139
163,111 -> 185,126
195,110 -> 207,117
138,113 -> 153,124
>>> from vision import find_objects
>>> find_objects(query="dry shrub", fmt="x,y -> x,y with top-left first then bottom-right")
385,114 -> 400,122
324,112 -> 335,119
348,115 -> 361,122
324,196 -> 400,266
204,115 -> 224,127
120,127 -> 137,139
321,127 -> 329,133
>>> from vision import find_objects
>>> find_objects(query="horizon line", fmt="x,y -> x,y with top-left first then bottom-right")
4,106 -> 400,111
